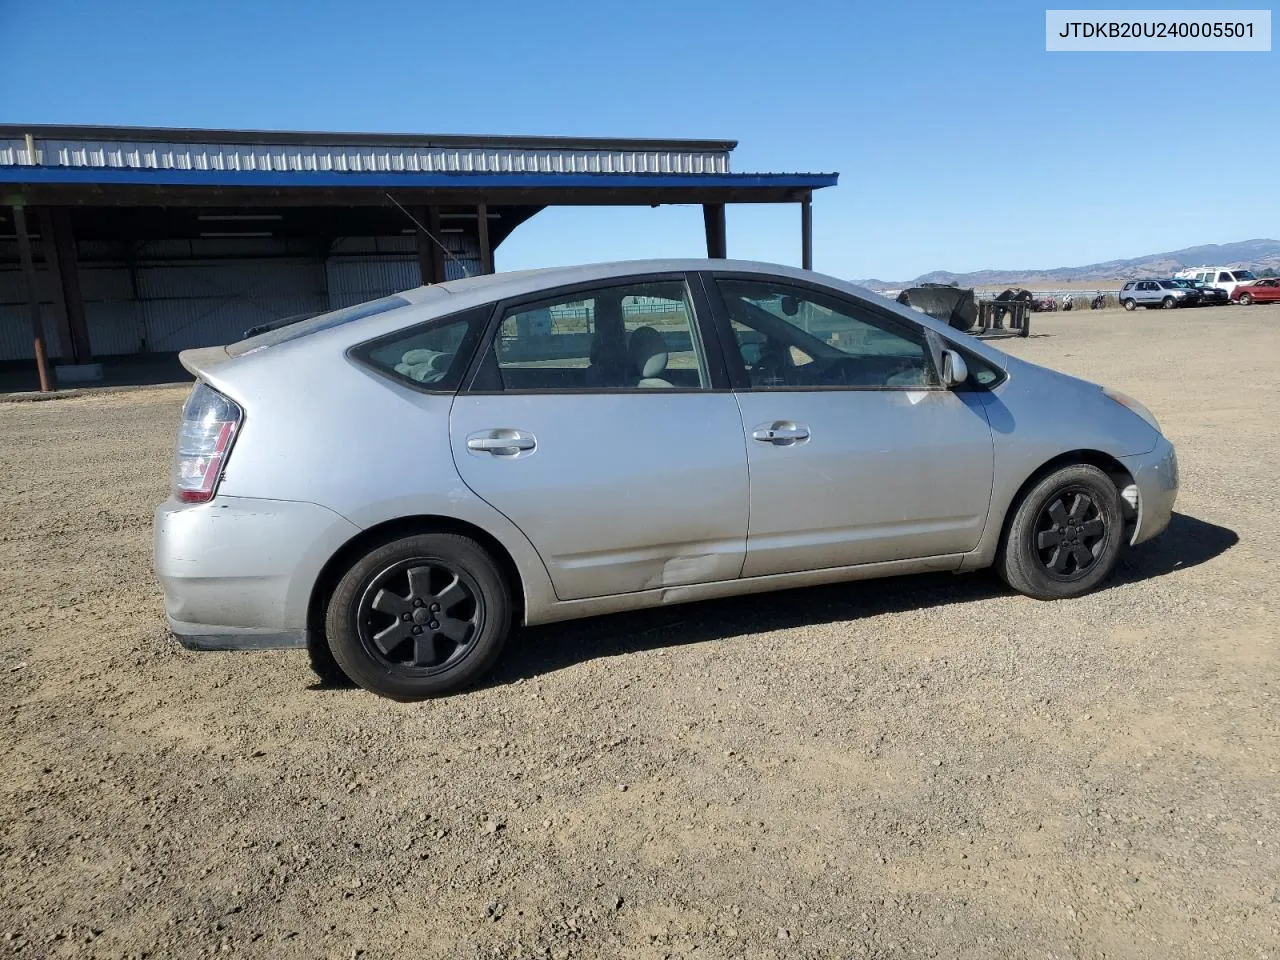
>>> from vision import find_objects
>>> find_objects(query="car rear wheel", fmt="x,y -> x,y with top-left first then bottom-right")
1239,293 -> 1254,305
325,533 -> 511,700
1162,296 -> 1178,309
1122,298 -> 1136,311
997,464 -> 1124,600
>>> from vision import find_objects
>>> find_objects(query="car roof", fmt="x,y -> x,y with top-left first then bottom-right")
394,258 -> 831,305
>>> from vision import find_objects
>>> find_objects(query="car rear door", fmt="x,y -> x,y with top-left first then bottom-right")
448,274 -> 749,601
702,272 -> 995,578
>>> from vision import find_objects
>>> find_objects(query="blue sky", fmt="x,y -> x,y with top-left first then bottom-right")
0,0 -> 1275,280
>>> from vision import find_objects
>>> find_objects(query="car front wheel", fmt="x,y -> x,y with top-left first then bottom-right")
998,464 -> 1124,600
325,532 -> 512,700
1162,296 -> 1178,309
1239,293 -> 1254,305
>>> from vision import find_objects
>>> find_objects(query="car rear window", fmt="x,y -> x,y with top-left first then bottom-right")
351,305 -> 492,392
227,295 -> 413,357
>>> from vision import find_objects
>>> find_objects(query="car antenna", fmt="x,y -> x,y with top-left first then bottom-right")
384,193 -> 473,279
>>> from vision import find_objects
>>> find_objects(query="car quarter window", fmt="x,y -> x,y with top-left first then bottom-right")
712,278 -> 937,389
352,305 -> 490,391
482,279 -> 709,392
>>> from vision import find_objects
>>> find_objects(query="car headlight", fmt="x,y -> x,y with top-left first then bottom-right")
1103,387 -> 1161,433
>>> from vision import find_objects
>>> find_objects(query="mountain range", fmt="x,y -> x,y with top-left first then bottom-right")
861,239 -> 1280,291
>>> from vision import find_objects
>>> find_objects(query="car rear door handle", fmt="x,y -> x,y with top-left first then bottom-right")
466,430 -> 536,455
751,421 -> 810,445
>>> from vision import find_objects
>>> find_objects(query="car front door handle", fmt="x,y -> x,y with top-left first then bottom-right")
466,430 -> 536,456
751,421 -> 810,445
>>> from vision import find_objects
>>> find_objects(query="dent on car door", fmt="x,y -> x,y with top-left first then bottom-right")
703,274 -> 996,577
447,275 -> 750,601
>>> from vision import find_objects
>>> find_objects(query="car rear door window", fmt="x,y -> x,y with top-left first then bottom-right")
482,280 -> 709,392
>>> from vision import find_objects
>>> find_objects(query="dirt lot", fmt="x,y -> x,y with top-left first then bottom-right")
1,304 -> 1278,959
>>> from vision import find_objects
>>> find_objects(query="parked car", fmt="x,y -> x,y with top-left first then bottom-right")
155,260 -> 1179,700
1171,279 -> 1230,306
1174,267 -> 1259,300
1119,279 -> 1201,310
1232,278 -> 1280,304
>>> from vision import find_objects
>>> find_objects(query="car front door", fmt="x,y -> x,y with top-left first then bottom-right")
704,274 -> 996,578
449,275 -> 749,601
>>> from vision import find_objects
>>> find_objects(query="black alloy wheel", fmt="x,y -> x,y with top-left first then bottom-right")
358,559 -> 482,672
1032,489 -> 1108,581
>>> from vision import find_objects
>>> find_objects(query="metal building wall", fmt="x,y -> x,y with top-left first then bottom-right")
0,235 -> 445,361
0,267 -> 65,360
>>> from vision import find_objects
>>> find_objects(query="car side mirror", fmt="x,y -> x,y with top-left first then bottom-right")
941,349 -> 968,388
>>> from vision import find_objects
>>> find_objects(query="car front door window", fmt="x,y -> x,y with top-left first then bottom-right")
712,279 -> 938,390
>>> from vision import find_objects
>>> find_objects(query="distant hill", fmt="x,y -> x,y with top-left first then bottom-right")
862,239 -> 1280,291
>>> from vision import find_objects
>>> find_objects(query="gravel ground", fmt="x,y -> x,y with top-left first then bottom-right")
1,305 -> 1277,959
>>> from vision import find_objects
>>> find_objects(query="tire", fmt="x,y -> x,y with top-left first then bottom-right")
997,464 -> 1124,600
1122,299 -> 1136,311
1162,296 -> 1178,309
325,533 -> 512,700
1239,293 -> 1253,305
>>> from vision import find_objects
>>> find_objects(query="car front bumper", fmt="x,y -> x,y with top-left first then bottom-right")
1120,436 -> 1179,546
154,496 -> 361,651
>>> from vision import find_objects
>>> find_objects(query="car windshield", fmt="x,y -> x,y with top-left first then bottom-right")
1158,281 -> 1181,289
1233,270 -> 1257,281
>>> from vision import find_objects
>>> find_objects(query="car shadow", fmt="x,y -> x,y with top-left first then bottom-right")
480,511 -> 1237,689
1112,511 -> 1238,585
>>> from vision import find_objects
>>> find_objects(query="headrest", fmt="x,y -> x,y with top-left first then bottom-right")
628,326 -> 668,379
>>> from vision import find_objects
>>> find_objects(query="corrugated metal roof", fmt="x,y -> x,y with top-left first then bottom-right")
0,130 -> 732,176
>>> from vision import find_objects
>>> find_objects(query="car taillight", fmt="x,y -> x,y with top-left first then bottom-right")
173,382 -> 242,504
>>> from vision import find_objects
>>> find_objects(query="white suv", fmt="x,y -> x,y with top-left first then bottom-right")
1174,267 -> 1258,299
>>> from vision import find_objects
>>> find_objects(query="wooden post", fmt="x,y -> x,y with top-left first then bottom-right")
477,203 -> 493,275
51,209 -> 91,362
12,205 -> 52,392
702,203 -> 727,259
800,197 -> 813,271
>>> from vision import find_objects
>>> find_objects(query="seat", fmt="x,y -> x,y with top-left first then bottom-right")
628,326 -> 673,388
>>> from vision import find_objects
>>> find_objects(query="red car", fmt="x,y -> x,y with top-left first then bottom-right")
1232,279 -> 1280,304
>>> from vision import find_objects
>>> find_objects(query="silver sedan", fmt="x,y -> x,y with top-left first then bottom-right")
154,260 -> 1178,700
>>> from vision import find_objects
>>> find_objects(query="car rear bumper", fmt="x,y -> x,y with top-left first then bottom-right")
154,495 -> 361,651
1120,436 -> 1179,546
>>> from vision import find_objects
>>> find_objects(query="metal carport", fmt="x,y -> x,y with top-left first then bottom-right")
0,125 -> 837,391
